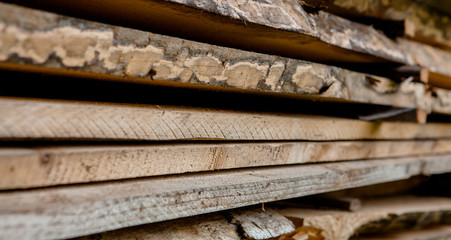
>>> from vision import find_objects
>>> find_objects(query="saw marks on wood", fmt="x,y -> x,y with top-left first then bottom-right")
2,98 -> 451,141
1,155 -> 451,239
2,140 -> 451,189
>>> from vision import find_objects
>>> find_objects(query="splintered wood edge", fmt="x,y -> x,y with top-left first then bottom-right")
1,155 -> 451,239
73,197 -> 451,240
8,0 -> 451,78
1,98 -> 451,140
0,2 -> 436,112
2,140 -> 451,189
278,196 -> 451,240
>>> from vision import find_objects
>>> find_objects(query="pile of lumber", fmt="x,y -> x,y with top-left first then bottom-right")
1,0 -> 451,239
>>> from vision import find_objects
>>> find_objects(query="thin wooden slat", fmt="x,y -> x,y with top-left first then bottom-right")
0,2 -> 433,112
2,140 -> 451,189
1,155 -> 451,239
1,98 -> 451,141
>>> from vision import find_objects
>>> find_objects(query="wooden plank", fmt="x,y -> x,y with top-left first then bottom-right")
2,140 -> 451,189
76,214 -> 242,240
303,0 -> 451,50
0,3 -> 433,112
8,0 -> 451,78
225,208 -> 295,239
278,196 -> 451,240
1,155 -> 451,239
2,98 -> 451,141
353,225 -> 451,240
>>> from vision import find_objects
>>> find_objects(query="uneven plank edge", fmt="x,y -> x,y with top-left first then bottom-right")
1,155 -> 451,239
0,2 -> 431,112
11,0 -> 451,77
2,98 -> 451,140
2,140 -> 451,189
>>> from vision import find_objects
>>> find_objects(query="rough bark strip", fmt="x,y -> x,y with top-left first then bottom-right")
8,0 -> 451,78
0,2 -> 434,112
2,140 -> 451,189
2,98 -> 451,141
0,155 -> 450,239
278,196 -> 451,240
302,0 -> 451,50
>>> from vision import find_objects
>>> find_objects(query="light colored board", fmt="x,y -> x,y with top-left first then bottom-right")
2,98 -> 451,141
226,208 -> 295,239
278,196 -> 451,240
1,155 -> 451,239
10,0 -> 451,78
2,140 -> 451,189
77,214 -> 241,240
0,3 -> 434,112
353,225 -> 451,240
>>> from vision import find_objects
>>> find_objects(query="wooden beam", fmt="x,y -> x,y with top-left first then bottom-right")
2,140 -> 451,189
0,2 -> 433,112
1,155 -> 451,239
7,0 -> 451,78
2,98 -> 451,141
278,196 -> 451,240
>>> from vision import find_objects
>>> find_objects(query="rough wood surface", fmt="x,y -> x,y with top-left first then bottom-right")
2,98 -> 451,141
9,0 -> 451,78
1,155 -> 451,239
353,225 -> 451,240
3,140 -> 451,189
278,196 -> 451,240
226,208 -> 295,239
0,3 -> 435,112
303,0 -> 451,50
77,214 -> 241,240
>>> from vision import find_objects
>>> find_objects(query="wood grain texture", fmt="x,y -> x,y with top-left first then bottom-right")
9,0 -> 451,78
0,3 -> 435,112
278,196 -> 451,240
226,208 -> 295,239
2,98 -> 451,141
302,0 -> 451,50
1,155 -> 451,239
2,140 -> 451,189
353,225 -> 451,240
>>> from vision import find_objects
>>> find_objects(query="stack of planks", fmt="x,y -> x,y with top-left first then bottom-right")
1,0 -> 451,239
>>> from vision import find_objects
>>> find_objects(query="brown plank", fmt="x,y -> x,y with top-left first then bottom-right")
353,225 -> 451,240
278,196 -> 451,240
8,0 -> 451,78
0,2 -> 432,112
2,98 -> 451,141
2,140 -> 451,189
1,155 -> 451,239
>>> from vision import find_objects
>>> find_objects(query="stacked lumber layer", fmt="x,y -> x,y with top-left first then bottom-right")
0,0 -> 451,239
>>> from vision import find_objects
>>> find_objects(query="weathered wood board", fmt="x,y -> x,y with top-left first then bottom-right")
278,196 -> 451,240
302,0 -> 451,50
8,0 -> 451,78
2,98 -> 451,141
1,155 -> 451,239
353,225 -> 451,240
2,140 -> 451,189
0,2 -> 436,112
